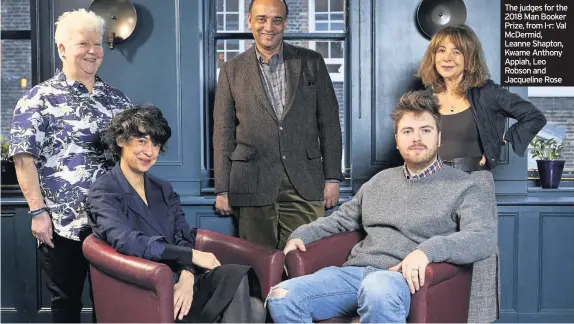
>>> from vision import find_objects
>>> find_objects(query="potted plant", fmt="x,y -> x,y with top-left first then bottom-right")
1,136 -> 18,186
530,137 -> 565,189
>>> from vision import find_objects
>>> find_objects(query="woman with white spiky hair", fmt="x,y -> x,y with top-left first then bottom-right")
9,8 -> 132,323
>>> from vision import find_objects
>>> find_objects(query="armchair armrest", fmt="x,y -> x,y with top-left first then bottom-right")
409,263 -> 473,323
83,235 -> 173,289
285,231 -> 364,278
195,229 -> 285,298
424,262 -> 471,287
82,234 -> 174,323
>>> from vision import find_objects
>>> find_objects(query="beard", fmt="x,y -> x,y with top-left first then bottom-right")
401,144 -> 438,170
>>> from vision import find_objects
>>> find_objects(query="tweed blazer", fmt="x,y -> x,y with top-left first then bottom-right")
467,171 -> 499,323
213,43 -> 344,207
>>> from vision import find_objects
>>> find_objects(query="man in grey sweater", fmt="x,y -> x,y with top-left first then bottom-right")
266,91 -> 498,323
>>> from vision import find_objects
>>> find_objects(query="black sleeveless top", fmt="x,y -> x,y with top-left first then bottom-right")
439,108 -> 483,161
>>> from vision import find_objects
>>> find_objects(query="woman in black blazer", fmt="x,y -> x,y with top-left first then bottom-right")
87,105 -> 265,323
417,24 -> 546,172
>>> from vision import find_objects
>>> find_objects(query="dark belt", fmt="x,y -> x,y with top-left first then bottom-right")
442,157 -> 486,173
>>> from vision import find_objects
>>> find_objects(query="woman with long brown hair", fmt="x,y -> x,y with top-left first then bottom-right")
417,24 -> 546,172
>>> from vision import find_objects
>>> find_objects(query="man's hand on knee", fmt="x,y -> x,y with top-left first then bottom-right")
388,249 -> 429,294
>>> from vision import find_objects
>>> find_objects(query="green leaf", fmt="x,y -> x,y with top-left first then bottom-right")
528,136 -> 563,160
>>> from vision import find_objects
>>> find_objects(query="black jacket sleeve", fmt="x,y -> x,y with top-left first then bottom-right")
492,82 -> 547,156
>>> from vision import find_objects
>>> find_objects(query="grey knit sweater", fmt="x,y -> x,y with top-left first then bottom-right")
289,165 -> 499,322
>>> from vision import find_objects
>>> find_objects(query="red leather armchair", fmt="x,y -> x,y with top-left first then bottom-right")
285,231 -> 473,323
83,229 -> 285,323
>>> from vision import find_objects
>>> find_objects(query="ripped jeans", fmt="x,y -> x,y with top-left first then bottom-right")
266,266 -> 411,323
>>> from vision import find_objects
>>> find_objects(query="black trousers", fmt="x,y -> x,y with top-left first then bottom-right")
37,230 -> 95,323
180,265 -> 266,323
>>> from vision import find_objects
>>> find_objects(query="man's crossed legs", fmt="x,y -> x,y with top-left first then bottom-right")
266,266 -> 411,323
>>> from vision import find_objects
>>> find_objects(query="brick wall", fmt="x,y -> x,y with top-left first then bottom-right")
529,97 -> 574,170
1,0 -> 32,140
1,40 -> 32,139
285,0 -> 310,32
1,0 -> 31,30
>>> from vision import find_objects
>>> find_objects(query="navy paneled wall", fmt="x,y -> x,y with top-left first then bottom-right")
50,0 -> 206,196
497,204 -> 574,322
96,0 -> 206,196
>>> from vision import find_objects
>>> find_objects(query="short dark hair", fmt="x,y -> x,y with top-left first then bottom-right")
391,91 -> 441,133
103,105 -> 172,162
248,0 -> 289,18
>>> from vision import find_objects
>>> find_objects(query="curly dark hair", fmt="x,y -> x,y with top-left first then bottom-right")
391,90 -> 441,133
103,105 -> 171,162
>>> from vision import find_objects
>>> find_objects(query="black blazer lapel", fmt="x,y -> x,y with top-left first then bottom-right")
282,43 -> 302,118
111,165 -> 165,236
243,47 -> 280,123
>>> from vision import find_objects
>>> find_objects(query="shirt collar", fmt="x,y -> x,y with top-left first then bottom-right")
55,70 -> 104,92
255,43 -> 284,66
403,156 -> 443,180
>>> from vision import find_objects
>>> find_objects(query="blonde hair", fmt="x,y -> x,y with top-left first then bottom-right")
416,25 -> 490,96
54,9 -> 105,45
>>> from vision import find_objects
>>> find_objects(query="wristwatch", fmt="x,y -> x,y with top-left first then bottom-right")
28,207 -> 48,217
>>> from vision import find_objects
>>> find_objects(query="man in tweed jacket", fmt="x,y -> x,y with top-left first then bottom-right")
266,91 -> 498,323
213,0 -> 344,249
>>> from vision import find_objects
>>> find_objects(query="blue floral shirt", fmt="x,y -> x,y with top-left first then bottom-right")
9,72 -> 132,241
